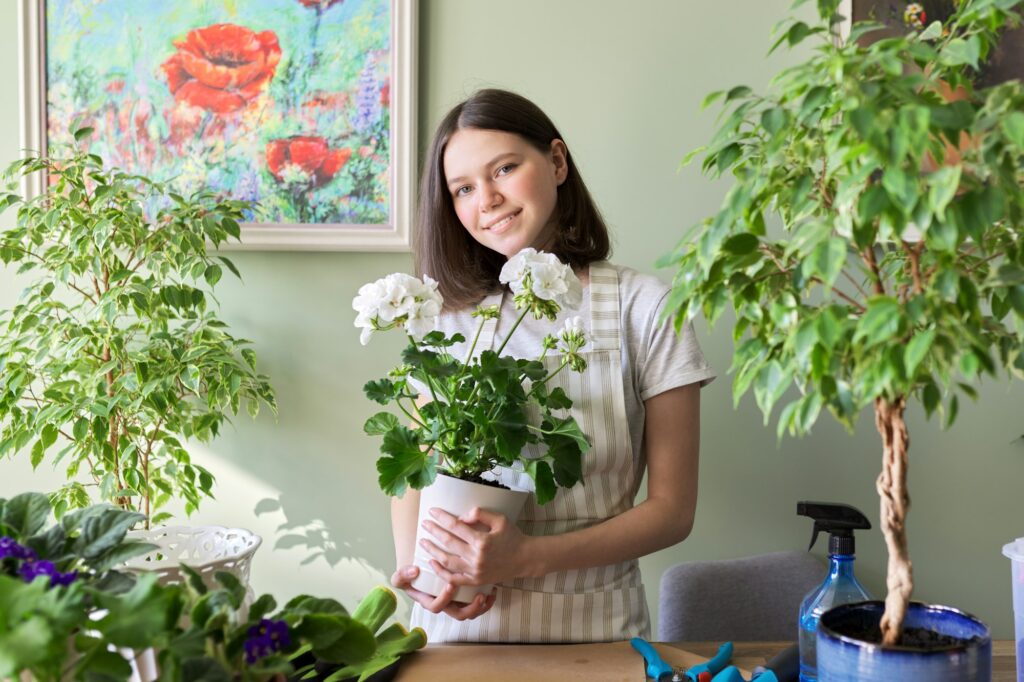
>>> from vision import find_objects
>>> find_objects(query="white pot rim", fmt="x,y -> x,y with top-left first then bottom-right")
125,524 -> 262,570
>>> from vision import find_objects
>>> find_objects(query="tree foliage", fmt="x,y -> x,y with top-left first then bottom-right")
663,0 -> 1024,439
0,136 -> 276,523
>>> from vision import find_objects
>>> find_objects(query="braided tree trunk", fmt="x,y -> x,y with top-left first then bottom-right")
874,397 -> 913,646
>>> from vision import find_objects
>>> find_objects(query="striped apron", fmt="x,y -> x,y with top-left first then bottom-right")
411,263 -> 651,643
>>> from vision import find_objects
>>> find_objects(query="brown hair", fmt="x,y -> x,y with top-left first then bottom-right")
414,89 -> 611,310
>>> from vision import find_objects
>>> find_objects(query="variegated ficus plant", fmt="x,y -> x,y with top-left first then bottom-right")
0,132 -> 276,526
662,0 -> 1024,644
355,248 -> 592,505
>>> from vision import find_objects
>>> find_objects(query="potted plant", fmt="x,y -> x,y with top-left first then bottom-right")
0,133 -> 276,581
355,248 -> 592,601
661,0 -> 1022,678
0,491 -> 163,680
0,492 -> 426,682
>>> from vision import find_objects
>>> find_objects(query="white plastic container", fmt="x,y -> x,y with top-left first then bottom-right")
1002,537 -> 1024,682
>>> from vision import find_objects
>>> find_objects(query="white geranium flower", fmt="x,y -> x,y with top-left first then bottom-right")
530,262 -> 569,301
499,248 -> 539,293
353,273 -> 443,344
563,272 -> 583,309
564,316 -> 584,336
499,248 -> 583,310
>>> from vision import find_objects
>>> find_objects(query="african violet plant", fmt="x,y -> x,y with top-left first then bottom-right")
0,492 -> 426,681
355,248 -> 592,505
662,0 -> 1024,643
0,131 -> 276,525
0,491 -> 160,679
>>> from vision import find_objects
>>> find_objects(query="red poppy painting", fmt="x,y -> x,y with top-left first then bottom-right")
22,0 -> 415,250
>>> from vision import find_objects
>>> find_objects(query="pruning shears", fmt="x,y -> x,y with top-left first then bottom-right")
708,643 -> 800,682
630,638 -> 733,682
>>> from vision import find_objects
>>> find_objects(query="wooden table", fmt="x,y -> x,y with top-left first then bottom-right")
395,639 -> 1018,681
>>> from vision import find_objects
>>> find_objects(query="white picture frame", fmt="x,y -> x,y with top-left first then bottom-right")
18,0 -> 417,252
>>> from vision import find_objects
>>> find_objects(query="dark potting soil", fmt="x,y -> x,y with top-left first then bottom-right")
455,473 -> 511,490
843,622 -> 984,649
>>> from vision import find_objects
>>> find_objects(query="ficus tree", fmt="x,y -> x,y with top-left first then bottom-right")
0,131 -> 276,526
662,0 -> 1024,644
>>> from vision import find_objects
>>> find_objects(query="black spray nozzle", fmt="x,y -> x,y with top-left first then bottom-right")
797,501 -> 871,554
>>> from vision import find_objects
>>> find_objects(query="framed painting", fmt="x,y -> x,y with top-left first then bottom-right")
18,0 -> 416,251
837,0 -> 1023,86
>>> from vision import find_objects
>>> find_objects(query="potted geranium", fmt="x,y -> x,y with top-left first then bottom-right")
0,133 -> 276,587
355,248 -> 591,601
661,0 -> 1022,679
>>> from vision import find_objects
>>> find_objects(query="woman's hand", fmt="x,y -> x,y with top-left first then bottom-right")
417,506 -> 533,586
390,564 -> 497,620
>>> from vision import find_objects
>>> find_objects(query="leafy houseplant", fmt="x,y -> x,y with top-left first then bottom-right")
355,248 -> 592,506
0,492 -> 426,682
662,0 -> 1023,647
0,134 -> 276,525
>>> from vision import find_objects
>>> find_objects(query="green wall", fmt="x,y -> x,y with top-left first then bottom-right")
1,0 -> 1021,638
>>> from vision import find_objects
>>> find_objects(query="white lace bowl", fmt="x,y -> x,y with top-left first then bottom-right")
124,525 -> 262,588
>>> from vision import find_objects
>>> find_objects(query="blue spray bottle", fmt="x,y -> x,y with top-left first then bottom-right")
797,501 -> 873,682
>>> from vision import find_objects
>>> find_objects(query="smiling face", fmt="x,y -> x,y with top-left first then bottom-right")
443,128 -> 568,259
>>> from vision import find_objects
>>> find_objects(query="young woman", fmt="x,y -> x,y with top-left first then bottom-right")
391,89 -> 715,643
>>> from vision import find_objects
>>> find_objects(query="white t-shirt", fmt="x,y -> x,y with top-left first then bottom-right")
431,263 -> 715,464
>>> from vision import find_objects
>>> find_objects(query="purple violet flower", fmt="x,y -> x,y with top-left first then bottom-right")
0,536 -> 38,561
244,618 -> 291,664
19,560 -> 77,587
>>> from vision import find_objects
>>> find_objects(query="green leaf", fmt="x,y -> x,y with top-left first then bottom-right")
303,616 -> 377,664
787,21 -> 812,46
204,264 -> 222,286
753,361 -> 791,422
813,238 -> 847,288
76,508 -> 146,559
700,90 -> 724,110
717,143 -> 742,173
945,394 -> 960,428
761,107 -> 787,136
1002,111 -> 1024,150
726,85 -> 752,102
91,573 -> 179,649
216,255 -> 241,279
722,233 -> 760,255
940,36 -> 980,68
526,460 -> 557,506
376,427 -> 432,496
798,86 -> 829,121
927,166 -> 961,220
922,382 -> 941,418
881,167 -> 918,215
854,297 -> 901,345
364,379 -> 399,405
77,648 -> 133,678
364,412 -> 400,436
1007,285 -> 1024,317
73,126 -> 95,141
2,493 -> 51,538
545,387 -> 572,411
904,329 -> 935,377
917,20 -> 943,41
213,570 -> 245,606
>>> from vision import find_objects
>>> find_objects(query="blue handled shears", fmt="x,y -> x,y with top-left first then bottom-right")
631,638 -> 733,682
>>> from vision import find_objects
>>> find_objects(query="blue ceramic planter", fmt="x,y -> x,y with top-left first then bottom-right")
817,601 -> 991,682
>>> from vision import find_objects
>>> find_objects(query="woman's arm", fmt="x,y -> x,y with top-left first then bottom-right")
419,383 -> 701,585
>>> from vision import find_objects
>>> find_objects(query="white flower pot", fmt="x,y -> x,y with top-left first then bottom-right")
124,525 -> 261,616
411,473 -> 530,603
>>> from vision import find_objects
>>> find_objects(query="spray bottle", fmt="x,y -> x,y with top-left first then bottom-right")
797,501 -> 873,682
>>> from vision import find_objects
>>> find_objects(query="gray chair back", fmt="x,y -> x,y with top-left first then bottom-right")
658,551 -> 825,641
